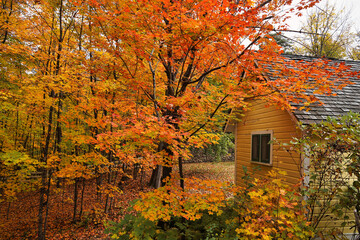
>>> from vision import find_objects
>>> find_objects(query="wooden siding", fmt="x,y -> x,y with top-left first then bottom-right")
235,100 -> 302,186
234,100 -> 357,236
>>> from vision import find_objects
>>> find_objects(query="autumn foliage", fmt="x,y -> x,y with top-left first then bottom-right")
288,112 -> 360,237
0,0 -> 357,238
108,172 -> 313,240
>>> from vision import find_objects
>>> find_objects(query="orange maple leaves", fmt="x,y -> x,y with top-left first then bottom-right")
131,172 -> 313,239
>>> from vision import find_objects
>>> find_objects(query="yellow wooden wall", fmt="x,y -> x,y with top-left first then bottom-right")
234,100 -> 356,237
235,100 -> 302,186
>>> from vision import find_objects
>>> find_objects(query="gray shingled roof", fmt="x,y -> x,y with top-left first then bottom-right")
275,55 -> 360,124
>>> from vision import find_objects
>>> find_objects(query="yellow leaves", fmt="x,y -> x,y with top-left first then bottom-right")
131,171 -> 312,238
53,152 -> 109,179
103,166 -> 316,239
0,151 -> 42,201
1,151 -> 42,171
134,177 -> 231,222
234,175 -> 311,239
248,188 -> 264,199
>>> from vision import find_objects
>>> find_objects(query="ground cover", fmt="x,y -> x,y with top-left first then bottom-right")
182,162 -> 235,183
0,162 -> 234,239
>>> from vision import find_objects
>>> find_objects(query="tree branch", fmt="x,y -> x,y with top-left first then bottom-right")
190,35 -> 261,92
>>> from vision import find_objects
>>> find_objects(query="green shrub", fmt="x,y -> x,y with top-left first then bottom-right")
106,173 -> 313,240
289,112 -> 360,237
190,132 -> 234,163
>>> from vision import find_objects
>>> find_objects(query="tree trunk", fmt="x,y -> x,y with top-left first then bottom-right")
79,178 -> 86,219
149,165 -> 162,188
38,174 -> 47,240
104,170 -> 111,214
178,157 -> 184,189
38,169 -> 52,240
140,167 -> 145,190
161,166 -> 172,187
43,171 -> 52,239
73,178 -> 79,222
38,103 -> 53,240
133,163 -> 140,180
96,169 -> 102,201
6,202 -> 11,220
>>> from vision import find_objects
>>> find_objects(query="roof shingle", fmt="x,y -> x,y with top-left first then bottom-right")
280,55 -> 360,124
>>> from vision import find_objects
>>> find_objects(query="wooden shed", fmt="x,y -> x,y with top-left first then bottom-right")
226,55 -> 360,185
226,99 -> 303,185
225,55 -> 360,237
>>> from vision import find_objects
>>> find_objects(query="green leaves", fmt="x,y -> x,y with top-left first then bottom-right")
107,173 -> 313,240
290,112 -> 360,236
0,151 -> 42,201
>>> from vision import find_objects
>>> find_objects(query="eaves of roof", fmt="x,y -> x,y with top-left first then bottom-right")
282,55 -> 360,124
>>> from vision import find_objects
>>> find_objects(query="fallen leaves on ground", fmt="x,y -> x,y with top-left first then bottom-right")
0,162 -> 234,239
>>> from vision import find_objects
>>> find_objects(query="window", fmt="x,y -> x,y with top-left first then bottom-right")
251,131 -> 272,164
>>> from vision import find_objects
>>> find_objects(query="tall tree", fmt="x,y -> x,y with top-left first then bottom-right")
85,0 -> 353,189
0,0 -> 357,238
349,32 -> 360,60
295,1 -> 354,58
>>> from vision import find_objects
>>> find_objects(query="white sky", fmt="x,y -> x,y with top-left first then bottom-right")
285,0 -> 360,34
322,0 -> 360,29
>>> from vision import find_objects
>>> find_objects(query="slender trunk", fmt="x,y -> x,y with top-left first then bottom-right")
23,119 -> 33,149
178,157 -> 184,189
38,103 -> 53,240
73,178 -> 79,222
133,163 -> 140,180
38,0 -> 65,236
38,169 -> 52,240
54,95 -> 62,153
96,170 -> 102,201
104,166 -> 112,214
140,167 -> 145,190
1,0 -> 13,44
14,103 -> 19,149
79,178 -> 86,219
31,134 -> 35,158
38,174 -> 47,240
43,171 -> 52,238
109,171 -> 118,212
72,146 -> 80,222
6,201 -> 11,220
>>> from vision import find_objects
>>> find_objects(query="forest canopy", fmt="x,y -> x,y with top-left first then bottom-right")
0,0 -> 357,239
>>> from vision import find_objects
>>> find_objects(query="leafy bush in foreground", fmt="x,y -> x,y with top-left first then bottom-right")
107,172 -> 313,240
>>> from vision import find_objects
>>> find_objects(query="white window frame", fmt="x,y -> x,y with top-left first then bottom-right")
250,130 -> 273,166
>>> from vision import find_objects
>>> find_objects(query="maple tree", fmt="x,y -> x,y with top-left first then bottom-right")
84,0 -> 354,189
0,0 -> 357,238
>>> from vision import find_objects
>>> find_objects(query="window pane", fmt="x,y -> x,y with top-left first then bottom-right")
252,135 -> 260,162
260,134 -> 271,163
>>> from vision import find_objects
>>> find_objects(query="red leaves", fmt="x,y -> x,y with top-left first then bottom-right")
0,0 -> 353,238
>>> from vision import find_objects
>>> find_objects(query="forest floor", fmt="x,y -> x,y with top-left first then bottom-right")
0,161 -> 234,240
182,161 -> 235,182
